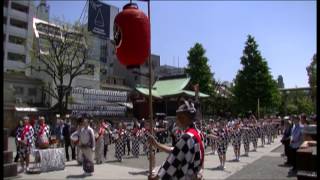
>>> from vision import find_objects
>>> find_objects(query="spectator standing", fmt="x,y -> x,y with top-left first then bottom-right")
281,119 -> 292,165
63,116 -> 75,161
288,115 -> 304,175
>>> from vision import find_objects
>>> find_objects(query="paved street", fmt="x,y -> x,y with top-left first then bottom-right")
7,136 -> 288,179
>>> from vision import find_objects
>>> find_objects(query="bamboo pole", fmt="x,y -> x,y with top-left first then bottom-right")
147,0 -> 155,176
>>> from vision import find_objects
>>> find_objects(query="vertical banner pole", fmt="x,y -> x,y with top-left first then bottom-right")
147,0 -> 155,176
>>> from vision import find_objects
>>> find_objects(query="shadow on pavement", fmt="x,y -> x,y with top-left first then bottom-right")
205,166 -> 223,171
205,167 -> 233,173
227,159 -> 238,162
105,160 -> 121,163
278,163 -> 292,167
65,164 -> 81,167
66,174 -> 87,179
128,170 -> 149,176
123,156 -> 137,159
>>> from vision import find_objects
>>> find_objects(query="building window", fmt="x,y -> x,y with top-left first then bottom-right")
14,86 -> 24,95
100,40 -> 108,63
135,76 -> 138,81
114,78 -> 117,84
9,35 -> 26,45
4,16 -> 7,24
85,64 -> 94,76
10,18 -> 28,29
28,88 -> 37,96
11,2 -> 29,13
7,52 -> 26,63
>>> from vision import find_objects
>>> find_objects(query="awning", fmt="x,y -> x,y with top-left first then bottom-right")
15,107 -> 38,112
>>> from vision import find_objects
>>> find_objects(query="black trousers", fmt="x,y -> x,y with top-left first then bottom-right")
65,140 -> 76,161
288,146 -> 298,170
283,139 -> 290,158
104,144 -> 108,158
14,145 -> 20,162
123,140 -> 130,155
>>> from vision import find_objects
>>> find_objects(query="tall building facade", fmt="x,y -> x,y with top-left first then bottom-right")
3,0 -> 35,76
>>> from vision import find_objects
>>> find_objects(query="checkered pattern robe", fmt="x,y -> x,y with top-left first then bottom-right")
16,124 -> 34,158
241,127 -> 251,152
216,129 -> 228,155
131,128 -> 141,157
250,126 -> 258,149
231,128 -> 242,149
113,129 -> 125,161
258,125 -> 266,145
34,124 -> 50,142
157,132 -> 202,180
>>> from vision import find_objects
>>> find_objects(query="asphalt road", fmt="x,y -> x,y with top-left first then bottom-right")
226,145 -> 296,180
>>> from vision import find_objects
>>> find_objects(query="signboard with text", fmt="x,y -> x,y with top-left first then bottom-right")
88,0 -> 110,38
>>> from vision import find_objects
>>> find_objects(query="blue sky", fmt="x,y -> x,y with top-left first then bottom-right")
45,0 -> 316,88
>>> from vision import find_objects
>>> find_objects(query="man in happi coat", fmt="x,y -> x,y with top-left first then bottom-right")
148,100 -> 204,180
34,116 -> 50,149
78,119 -> 95,176
16,116 -> 34,173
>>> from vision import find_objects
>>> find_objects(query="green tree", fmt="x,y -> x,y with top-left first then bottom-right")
280,90 -> 315,115
185,43 -> 215,95
233,35 -> 281,116
306,54 -> 317,105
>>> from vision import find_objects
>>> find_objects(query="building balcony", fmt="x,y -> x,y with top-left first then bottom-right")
12,0 -> 30,7
5,60 -> 26,69
10,9 -> 28,22
6,42 -> 25,54
7,25 -> 27,37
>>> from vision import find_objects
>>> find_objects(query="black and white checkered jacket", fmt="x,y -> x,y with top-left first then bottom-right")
16,124 -> 34,146
157,128 -> 202,179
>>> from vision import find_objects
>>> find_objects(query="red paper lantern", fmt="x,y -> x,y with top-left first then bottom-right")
114,3 -> 150,68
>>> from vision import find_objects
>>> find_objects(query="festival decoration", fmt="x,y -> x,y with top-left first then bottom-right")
114,3 -> 150,67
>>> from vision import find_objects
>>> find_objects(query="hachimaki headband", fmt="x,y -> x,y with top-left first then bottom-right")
176,100 -> 197,120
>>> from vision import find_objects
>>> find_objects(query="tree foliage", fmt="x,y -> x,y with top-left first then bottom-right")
306,54 -> 317,104
185,43 -> 215,95
279,90 -> 315,115
29,19 -> 92,115
233,35 -> 281,116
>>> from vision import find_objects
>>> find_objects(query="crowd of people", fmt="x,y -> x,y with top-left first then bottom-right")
13,108 -> 315,178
